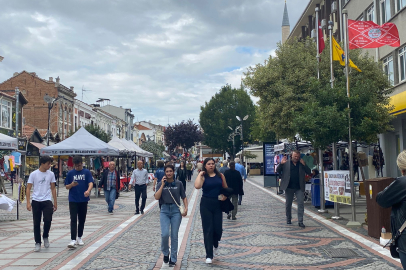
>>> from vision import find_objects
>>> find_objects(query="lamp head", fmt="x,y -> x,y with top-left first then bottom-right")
243,115 -> 249,121
236,116 -> 241,121
228,126 -> 233,130
43,94 -> 54,103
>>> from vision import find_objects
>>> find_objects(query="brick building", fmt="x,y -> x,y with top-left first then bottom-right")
0,71 -> 76,140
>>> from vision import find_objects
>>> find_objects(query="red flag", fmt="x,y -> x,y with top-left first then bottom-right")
348,19 -> 400,49
318,20 -> 325,54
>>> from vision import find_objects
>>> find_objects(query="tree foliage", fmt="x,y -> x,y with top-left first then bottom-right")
84,124 -> 111,143
164,119 -> 204,152
244,38 -> 394,149
199,84 -> 256,155
140,140 -> 165,161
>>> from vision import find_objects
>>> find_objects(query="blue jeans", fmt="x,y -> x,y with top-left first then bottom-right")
104,188 -> 116,212
160,204 -> 182,263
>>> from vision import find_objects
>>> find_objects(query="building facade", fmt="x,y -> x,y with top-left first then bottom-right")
287,0 -> 406,178
136,120 -> 165,145
100,104 -> 134,140
0,71 -> 76,140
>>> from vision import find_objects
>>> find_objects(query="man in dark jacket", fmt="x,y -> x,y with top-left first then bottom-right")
99,161 -> 120,214
276,151 -> 311,228
224,161 -> 243,220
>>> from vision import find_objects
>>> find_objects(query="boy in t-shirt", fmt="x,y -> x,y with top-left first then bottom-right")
64,156 -> 94,249
26,156 -> 57,252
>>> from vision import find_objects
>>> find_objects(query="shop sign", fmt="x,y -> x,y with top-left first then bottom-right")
18,138 -> 27,151
325,170 -> 351,205
263,142 -> 276,175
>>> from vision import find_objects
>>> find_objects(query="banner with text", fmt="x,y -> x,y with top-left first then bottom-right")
324,170 -> 351,205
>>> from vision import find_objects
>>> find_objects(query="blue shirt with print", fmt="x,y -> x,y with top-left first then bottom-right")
65,169 -> 94,202
154,167 -> 165,182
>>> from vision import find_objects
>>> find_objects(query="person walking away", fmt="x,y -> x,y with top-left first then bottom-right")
153,161 -> 165,192
129,161 -> 149,215
234,158 -> 247,205
224,161 -> 243,220
215,159 -> 221,171
26,156 -> 57,252
196,161 -> 203,173
376,150 -> 406,268
0,169 -> 7,194
186,161 -> 193,182
64,156 -> 94,248
276,151 -> 311,228
176,161 -> 187,191
99,161 -> 120,213
219,161 -> 229,175
155,165 -> 188,267
194,158 -> 228,264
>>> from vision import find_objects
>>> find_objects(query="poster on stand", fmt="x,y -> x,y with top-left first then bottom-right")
324,170 -> 351,205
263,142 -> 276,175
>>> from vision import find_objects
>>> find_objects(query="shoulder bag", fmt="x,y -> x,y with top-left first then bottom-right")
167,188 -> 186,215
384,220 -> 406,258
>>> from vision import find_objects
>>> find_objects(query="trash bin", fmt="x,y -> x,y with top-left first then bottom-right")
311,178 -> 334,208
365,177 -> 395,239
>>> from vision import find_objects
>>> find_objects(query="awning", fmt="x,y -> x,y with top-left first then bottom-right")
30,142 -> 46,150
390,91 -> 406,116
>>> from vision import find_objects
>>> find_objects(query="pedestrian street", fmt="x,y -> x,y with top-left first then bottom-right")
0,176 -> 403,269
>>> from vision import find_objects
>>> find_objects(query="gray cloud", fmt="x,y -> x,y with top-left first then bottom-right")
0,0 -> 308,126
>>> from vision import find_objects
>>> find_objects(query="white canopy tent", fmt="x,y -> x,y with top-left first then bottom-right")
120,139 -> 153,158
40,127 -> 120,156
0,133 -> 18,150
108,137 -> 135,155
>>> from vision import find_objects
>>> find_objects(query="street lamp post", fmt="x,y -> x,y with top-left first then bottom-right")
236,115 -> 249,162
44,94 -> 58,146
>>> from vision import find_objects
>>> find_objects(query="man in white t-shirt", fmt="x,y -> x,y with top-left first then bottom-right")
26,156 -> 57,252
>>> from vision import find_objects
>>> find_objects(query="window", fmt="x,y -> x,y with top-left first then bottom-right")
383,55 -> 394,86
367,5 -> 375,21
381,0 -> 391,23
0,99 -> 12,129
399,46 -> 406,82
358,14 -> 364,21
396,0 -> 406,12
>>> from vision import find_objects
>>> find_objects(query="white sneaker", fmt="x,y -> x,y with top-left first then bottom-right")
68,240 -> 77,249
76,237 -> 84,246
214,247 -> 219,256
205,258 -> 212,264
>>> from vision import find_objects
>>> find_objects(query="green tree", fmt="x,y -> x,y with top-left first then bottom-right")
140,140 -> 165,161
244,38 -> 394,149
84,124 -> 111,143
199,84 -> 256,156
250,105 -> 276,142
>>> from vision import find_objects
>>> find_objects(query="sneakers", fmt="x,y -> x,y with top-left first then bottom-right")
205,258 -> 212,264
141,210 -> 144,215
227,214 -> 231,219
163,253 -> 170,263
214,247 -> 219,256
135,211 -> 140,215
232,217 -> 237,220
76,237 -> 84,246
43,238 -> 50,248
169,260 -> 176,267
68,240 -> 77,249
34,243 -> 41,252
298,222 -> 306,228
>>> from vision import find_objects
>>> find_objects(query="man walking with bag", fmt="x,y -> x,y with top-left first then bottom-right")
129,161 -> 149,215
276,151 -> 311,228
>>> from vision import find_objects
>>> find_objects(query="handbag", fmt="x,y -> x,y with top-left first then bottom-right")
384,220 -> 406,258
167,188 -> 186,215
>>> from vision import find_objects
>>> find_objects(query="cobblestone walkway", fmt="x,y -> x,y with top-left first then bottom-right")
180,180 -> 403,270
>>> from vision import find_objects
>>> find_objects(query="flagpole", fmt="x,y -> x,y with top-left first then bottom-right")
328,20 -> 342,220
315,7 -> 320,80
342,9 -> 361,227
315,7 -> 327,214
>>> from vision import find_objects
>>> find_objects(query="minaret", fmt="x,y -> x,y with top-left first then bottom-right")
281,0 -> 290,44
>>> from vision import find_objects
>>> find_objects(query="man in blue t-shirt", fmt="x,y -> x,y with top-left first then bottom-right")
64,156 -> 94,249
153,161 -> 165,192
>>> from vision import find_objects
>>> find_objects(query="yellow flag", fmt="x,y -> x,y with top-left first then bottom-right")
332,37 -> 361,72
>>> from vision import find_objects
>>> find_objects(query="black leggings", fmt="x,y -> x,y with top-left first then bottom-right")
200,196 -> 223,259
69,202 -> 88,240
180,179 -> 186,192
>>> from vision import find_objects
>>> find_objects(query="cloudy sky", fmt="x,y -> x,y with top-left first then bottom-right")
0,0 -> 308,125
